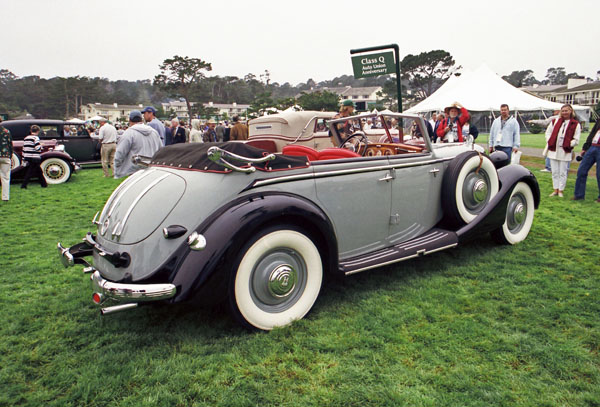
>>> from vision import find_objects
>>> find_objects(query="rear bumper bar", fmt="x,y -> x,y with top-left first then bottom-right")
90,270 -> 176,305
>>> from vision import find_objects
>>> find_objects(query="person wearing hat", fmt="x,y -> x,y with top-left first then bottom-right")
141,106 -> 166,146
203,119 -> 217,143
114,110 -> 163,178
436,102 -> 470,143
334,100 -> 358,139
97,117 -> 118,177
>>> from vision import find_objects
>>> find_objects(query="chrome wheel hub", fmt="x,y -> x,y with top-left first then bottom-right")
268,264 -> 297,298
250,248 -> 307,312
507,193 -> 527,232
463,171 -> 491,213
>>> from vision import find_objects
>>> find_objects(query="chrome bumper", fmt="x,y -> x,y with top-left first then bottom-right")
91,270 -> 176,306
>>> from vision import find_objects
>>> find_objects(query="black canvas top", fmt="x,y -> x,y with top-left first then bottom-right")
150,142 -> 310,173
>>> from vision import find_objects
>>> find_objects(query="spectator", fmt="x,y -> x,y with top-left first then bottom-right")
114,110 -> 162,178
215,121 -> 226,142
545,104 -> 580,198
203,119 -> 217,142
230,116 -> 249,140
141,106 -> 166,145
432,113 -> 444,142
333,100 -> 356,138
171,118 -> 186,144
428,113 -> 437,133
223,121 -> 231,142
436,102 -> 470,143
529,110 -> 560,172
0,117 -> 13,201
98,118 -> 118,177
164,121 -> 173,145
572,120 -> 600,202
489,104 -> 520,160
20,125 -> 47,189
189,119 -> 204,143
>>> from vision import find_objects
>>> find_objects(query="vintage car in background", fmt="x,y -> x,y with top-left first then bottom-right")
2,119 -> 101,164
11,138 -> 80,184
58,112 -> 540,331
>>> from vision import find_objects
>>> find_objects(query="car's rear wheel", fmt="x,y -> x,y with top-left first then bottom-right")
442,151 -> 499,227
228,226 -> 323,330
491,182 -> 535,245
10,153 -> 20,170
41,157 -> 71,184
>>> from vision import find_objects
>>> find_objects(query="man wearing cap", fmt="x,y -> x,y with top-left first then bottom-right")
114,110 -> 162,178
489,104 -> 520,160
97,118 -> 118,177
436,102 -> 470,143
203,119 -> 217,142
141,106 -> 166,146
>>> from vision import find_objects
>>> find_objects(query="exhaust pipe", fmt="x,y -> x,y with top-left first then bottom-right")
100,303 -> 138,315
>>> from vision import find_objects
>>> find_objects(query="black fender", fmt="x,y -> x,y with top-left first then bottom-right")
170,192 -> 338,303
456,164 -> 539,242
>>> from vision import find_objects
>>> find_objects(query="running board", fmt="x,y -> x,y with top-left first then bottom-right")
340,228 -> 458,275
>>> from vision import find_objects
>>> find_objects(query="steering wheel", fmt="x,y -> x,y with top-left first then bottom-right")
338,131 -> 369,156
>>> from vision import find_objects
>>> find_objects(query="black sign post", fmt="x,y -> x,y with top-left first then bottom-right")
350,44 -> 402,113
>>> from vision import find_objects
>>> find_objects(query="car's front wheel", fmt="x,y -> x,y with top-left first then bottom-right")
442,151 -> 499,227
229,226 -> 323,330
41,157 -> 71,184
491,182 -> 535,245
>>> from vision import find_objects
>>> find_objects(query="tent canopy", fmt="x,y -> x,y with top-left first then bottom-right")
406,64 -> 589,117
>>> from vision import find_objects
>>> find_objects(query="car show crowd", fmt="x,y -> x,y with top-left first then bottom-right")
1,101 -> 599,204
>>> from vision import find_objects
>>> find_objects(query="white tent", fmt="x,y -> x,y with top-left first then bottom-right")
407,64 -> 589,123
66,118 -> 85,124
88,115 -> 106,121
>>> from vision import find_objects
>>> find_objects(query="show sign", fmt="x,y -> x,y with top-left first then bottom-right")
351,52 -> 395,79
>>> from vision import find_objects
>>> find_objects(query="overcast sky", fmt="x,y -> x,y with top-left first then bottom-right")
2,0 -> 598,86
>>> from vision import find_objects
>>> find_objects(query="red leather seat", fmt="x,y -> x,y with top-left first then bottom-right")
282,145 -> 320,162
317,148 -> 361,160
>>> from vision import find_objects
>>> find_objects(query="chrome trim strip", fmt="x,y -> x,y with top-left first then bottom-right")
395,231 -> 446,249
113,173 -> 170,237
251,157 -> 452,189
101,169 -> 156,221
344,243 -> 458,275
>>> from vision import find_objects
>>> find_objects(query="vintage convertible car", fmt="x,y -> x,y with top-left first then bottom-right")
58,112 -> 540,330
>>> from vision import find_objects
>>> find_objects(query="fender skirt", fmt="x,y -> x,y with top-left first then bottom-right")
170,192 -> 338,303
456,164 -> 540,243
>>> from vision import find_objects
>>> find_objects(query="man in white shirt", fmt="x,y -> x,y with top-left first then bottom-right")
98,118 -> 118,177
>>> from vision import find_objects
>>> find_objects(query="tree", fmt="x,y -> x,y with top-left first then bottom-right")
248,91 -> 276,117
297,91 -> 339,111
502,70 -> 539,87
154,55 -> 212,119
401,50 -> 460,99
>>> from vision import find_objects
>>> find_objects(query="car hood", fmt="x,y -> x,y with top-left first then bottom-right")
97,168 -> 186,244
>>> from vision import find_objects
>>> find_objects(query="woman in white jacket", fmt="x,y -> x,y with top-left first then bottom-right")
544,104 -> 580,197
189,119 -> 204,143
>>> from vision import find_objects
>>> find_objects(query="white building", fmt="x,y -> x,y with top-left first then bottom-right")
80,103 -> 144,122
521,79 -> 600,109
161,101 -> 249,120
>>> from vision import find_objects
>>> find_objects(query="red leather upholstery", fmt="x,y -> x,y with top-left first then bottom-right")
245,139 -> 277,153
282,145 -> 320,161
317,148 -> 361,160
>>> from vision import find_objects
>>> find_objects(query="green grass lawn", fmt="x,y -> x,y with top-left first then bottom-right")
478,132 -> 590,152
1,167 -> 599,406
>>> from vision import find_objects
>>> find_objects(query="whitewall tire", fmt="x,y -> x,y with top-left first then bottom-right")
229,227 -> 323,330
492,182 -> 535,245
10,153 -> 20,170
443,152 -> 499,226
41,158 -> 71,184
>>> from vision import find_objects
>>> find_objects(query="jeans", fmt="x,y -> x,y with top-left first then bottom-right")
495,146 -> 513,161
574,145 -> 600,199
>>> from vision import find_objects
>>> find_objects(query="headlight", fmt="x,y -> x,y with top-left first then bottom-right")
55,145 -> 65,152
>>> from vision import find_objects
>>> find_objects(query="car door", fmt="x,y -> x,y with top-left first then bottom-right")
58,124 -> 100,162
313,157 -> 392,259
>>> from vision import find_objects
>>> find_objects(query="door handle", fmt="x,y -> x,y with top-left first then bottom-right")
429,168 -> 440,177
378,168 -> 396,182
